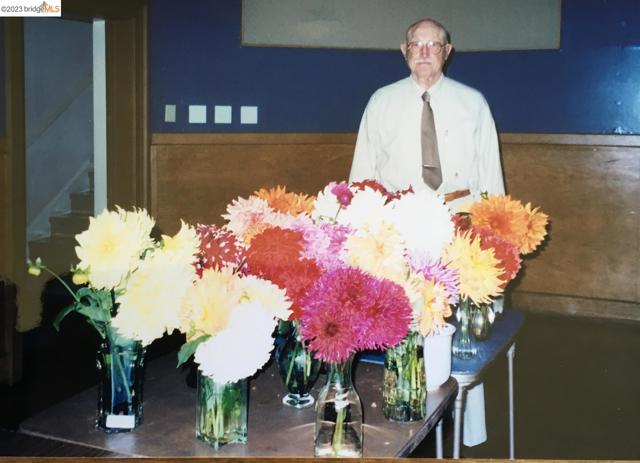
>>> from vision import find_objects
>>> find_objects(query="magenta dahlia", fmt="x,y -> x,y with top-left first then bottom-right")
300,267 -> 411,363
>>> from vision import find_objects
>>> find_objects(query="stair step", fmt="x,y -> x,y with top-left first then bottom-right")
70,190 -> 94,214
29,236 -> 79,274
50,212 -> 90,238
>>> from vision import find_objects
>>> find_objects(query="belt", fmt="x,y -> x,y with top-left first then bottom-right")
444,189 -> 471,203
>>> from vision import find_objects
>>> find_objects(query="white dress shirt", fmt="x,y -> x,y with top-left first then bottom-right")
350,74 -> 504,447
350,75 -> 505,206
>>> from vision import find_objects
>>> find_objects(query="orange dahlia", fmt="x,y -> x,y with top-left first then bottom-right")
521,203 -> 549,254
254,185 -> 315,216
469,195 -> 529,253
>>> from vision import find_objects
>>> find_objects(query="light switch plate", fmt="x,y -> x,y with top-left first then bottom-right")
188,105 -> 207,124
215,105 -> 232,124
164,104 -> 176,123
240,106 -> 258,124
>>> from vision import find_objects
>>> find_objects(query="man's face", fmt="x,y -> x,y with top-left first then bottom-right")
401,22 -> 452,85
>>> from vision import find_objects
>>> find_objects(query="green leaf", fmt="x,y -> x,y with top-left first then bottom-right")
177,335 -> 210,368
53,303 -> 80,331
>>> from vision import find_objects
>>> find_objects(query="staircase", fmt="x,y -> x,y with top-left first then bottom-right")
28,189 -> 94,274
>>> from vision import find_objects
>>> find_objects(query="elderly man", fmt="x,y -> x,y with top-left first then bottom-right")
350,18 -> 505,450
349,18 -> 504,208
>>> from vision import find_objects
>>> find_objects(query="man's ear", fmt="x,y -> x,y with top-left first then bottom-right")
444,43 -> 453,61
400,43 -> 408,60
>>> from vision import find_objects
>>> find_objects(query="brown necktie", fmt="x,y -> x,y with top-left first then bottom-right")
421,91 -> 442,190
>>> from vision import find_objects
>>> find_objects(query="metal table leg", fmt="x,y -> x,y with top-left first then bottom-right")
436,418 -> 443,458
507,343 -> 516,459
452,386 -> 465,459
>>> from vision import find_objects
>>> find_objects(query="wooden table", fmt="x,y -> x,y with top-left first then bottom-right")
20,353 -> 457,457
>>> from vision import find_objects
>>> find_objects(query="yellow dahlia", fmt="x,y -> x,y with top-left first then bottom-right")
113,252 -> 195,346
469,195 -> 529,252
443,231 -> 503,305
179,267 -> 241,339
416,278 -> 452,336
238,274 -> 292,321
344,221 -> 409,285
254,185 -> 315,216
161,220 -> 200,263
75,207 -> 154,290
521,203 -> 549,254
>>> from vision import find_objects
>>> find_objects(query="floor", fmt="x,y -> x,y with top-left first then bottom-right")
1,309 -> 640,459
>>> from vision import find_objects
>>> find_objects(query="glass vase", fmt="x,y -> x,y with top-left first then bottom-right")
452,297 -> 478,359
382,331 -> 426,421
275,321 -> 321,408
196,371 -> 248,449
314,355 -> 363,458
96,332 -> 146,432
471,303 -> 495,341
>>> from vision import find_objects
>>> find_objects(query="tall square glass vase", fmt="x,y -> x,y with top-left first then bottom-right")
196,371 -> 248,448
382,331 -> 426,421
96,334 -> 146,432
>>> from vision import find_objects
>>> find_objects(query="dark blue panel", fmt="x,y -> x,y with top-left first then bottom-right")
562,0 -> 640,48
449,46 -> 640,134
149,0 -> 640,134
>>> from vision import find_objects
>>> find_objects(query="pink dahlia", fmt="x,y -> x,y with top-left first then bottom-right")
300,267 -> 411,363
293,220 -> 351,271
330,181 -> 354,207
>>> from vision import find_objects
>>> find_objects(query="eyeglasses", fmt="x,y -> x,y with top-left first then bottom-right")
406,40 -> 446,55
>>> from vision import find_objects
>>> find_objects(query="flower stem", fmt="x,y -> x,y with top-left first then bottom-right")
285,341 -> 299,387
331,399 -> 345,455
41,267 -> 81,303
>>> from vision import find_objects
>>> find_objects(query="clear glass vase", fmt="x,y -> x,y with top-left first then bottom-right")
314,356 -> 363,458
275,321 -> 321,408
196,371 -> 248,449
96,332 -> 146,432
382,331 -> 426,421
471,303 -> 495,340
452,297 -> 478,359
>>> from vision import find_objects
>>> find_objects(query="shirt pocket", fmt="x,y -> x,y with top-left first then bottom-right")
440,118 -> 477,185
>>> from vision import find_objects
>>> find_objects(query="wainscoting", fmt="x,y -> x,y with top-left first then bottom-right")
500,134 -> 640,322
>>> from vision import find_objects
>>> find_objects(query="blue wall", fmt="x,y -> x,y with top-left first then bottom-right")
150,0 -> 640,134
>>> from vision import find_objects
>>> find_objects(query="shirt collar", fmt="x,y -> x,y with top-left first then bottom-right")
408,74 -> 445,98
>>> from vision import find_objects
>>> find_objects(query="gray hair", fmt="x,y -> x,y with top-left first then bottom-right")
405,18 -> 451,44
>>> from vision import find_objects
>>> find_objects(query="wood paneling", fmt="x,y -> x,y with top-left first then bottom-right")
150,132 -> 640,322
501,134 -> 640,321
150,134 -> 354,235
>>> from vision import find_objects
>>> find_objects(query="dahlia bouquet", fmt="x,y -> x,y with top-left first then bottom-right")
175,223 -> 292,447
27,206 -> 199,431
449,194 -> 550,307
445,194 -> 549,356
176,222 -> 292,382
221,186 -> 329,407
28,206 -> 199,346
310,179 -> 462,422
311,180 -> 460,338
